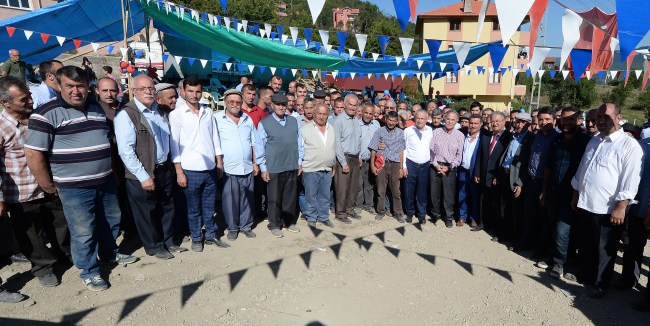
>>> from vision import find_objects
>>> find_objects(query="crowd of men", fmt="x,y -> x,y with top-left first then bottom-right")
0,50 -> 649,312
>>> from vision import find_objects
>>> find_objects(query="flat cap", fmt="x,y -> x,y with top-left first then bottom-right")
271,93 -> 288,104
223,89 -> 243,98
313,89 -> 327,98
155,83 -> 175,92
515,112 -> 532,122
459,112 -> 471,120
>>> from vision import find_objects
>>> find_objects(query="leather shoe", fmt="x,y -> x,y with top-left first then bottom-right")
308,221 -> 317,228
470,225 -> 484,232
444,219 -> 453,228
418,217 -> 426,224
191,241 -> 203,252
37,273 -> 60,287
321,220 -> 335,228
153,250 -> 174,260
227,231 -> 238,241
242,230 -> 256,238
0,289 -> 26,303
469,221 -> 478,227
167,245 -> 188,253
588,287 -> 607,299
205,238 -> 231,248
336,216 -> 352,224
348,212 -> 362,220
405,215 -> 412,223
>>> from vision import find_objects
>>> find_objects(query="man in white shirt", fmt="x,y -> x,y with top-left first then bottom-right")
403,109 -> 434,224
571,103 -> 643,299
457,114 -> 482,227
170,77 -> 230,252
30,60 -> 63,108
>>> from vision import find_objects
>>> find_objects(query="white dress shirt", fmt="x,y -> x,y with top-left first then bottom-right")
571,129 -> 643,214
169,102 -> 222,171
461,132 -> 480,170
403,125 -> 433,167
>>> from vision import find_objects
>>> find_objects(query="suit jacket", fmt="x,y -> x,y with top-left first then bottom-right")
499,131 -> 534,191
473,129 -> 513,188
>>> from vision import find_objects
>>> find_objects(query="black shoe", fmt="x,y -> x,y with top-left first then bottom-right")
308,221 -> 317,228
154,250 -> 175,259
405,215 -> 413,223
321,220 -> 335,228
205,238 -> 231,248
396,215 -> 406,223
10,253 -> 29,263
418,217 -> 426,224
336,216 -> 352,224
348,212 -> 362,220
471,225 -> 484,232
444,220 -> 453,228
191,241 -> 203,252
375,214 -> 385,221
243,230 -> 257,238
37,273 -> 60,287
227,231 -> 238,241
167,245 -> 188,253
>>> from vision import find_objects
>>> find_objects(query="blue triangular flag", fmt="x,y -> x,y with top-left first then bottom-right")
106,45 -> 114,54
254,23 -> 260,35
135,49 -> 143,58
617,0 -> 650,61
162,53 -> 169,62
488,43 -> 509,72
276,26 -> 284,40
237,64 -> 246,72
452,64 -> 459,71
270,32 -> 277,39
392,0 -> 410,32
520,64 -> 525,69
201,13 -> 207,24
219,0 -> 227,12
597,71 -> 605,79
216,16 -> 221,27
304,28 -> 312,46
377,35 -> 390,59
569,49 -> 591,83
428,62 -> 434,71
549,70 -> 557,78
248,26 -> 255,33
233,18 -> 238,31
507,65 -> 512,71
425,39 -> 442,64
259,66 -> 266,74
187,58 -> 195,66
322,71 -> 327,78
525,69 -> 531,77
336,31 -> 347,54
500,67 -> 507,75
301,69 -> 307,76
281,68 -> 287,75
314,42 -> 321,52
375,73 -> 381,79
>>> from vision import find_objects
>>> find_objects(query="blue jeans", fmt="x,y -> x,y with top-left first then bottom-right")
298,176 -> 308,214
183,169 -> 218,242
404,159 -> 429,218
548,191 -> 574,267
302,171 -> 332,222
57,178 -> 121,279
457,167 -> 480,222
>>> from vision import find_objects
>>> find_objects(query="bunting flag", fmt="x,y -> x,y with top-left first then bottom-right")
319,30 -> 329,47
336,31 -> 347,54
476,0 -> 490,42
399,37 -> 414,60
270,67 -> 276,75
569,49 -> 592,83
350,72 -> 356,79
560,9 -> 583,69
377,35 -> 390,59
174,55 -> 182,63
276,25 -> 284,41
219,0 -> 227,12
528,0 -> 549,60
290,26 -> 298,46
549,70 -> 557,78
24,30 -> 32,40
439,62 -> 447,71
496,0 -> 535,45
624,51 -> 636,86
371,53 -> 380,63
585,71 -> 591,80
392,0 -> 410,32
348,49 -> 356,59
242,20 -> 248,33
224,62 -> 232,70
223,17 -> 231,31
416,60 -> 424,69
187,58 -> 195,66
200,59 -> 208,68
291,68 -> 297,76
425,39 -> 442,66
56,36 -> 65,46
488,43 -> 509,72
643,59 -> 650,91
264,23 -> 272,39
40,33 -> 50,44
452,42 -> 471,68
616,0 -> 650,60
409,0 -> 418,21
304,28 -> 312,47
73,39 -> 82,49
528,47 -> 550,77
6,26 -> 15,37
248,64 -> 255,73
307,0 -> 326,24
396,56 -> 403,66
281,34 -> 289,44
356,34 -> 368,57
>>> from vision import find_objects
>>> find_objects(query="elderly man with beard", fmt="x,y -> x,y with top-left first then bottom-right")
215,89 -> 259,240
541,106 -> 590,280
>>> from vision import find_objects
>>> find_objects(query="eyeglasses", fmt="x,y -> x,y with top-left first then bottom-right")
226,100 -> 242,106
134,87 -> 156,93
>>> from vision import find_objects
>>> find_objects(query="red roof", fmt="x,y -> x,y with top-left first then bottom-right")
418,0 -> 498,18
323,76 -> 418,92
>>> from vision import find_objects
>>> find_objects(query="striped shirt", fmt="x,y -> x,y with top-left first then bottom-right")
430,127 -> 464,168
367,126 -> 405,163
25,96 -> 113,188
0,110 -> 44,203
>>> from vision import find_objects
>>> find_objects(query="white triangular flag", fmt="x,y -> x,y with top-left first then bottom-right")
200,59 -> 208,68
290,27 -> 299,46
348,49 -> 356,59
291,69 -> 297,76
609,70 -> 618,79
367,73 -> 372,79
585,71 -> 591,80
91,42 -> 99,52
191,9 -> 198,22
350,72 -> 356,79
416,60 -> 424,69
56,36 -> 65,46
260,29 -> 266,38
371,53 -> 379,63
319,30 -> 329,46
175,56 -> 183,63
529,47 -> 551,77
452,42 -> 471,67
396,56 -> 403,66
496,0 -> 535,45
512,68 -> 520,75
208,14 -> 215,26
537,69 -> 545,78
634,70 -> 642,78
242,20 -> 248,33
324,44 -> 332,54
400,72 -> 406,80
356,34 -> 367,56
440,62 -> 447,71
476,0 -> 490,42
281,34 -> 289,44
224,17 -> 231,31
332,71 -> 338,79
24,30 -> 33,40
307,0 -> 326,24
562,70 -> 570,79
236,21 -> 243,32
383,72 -> 390,80
560,9 -> 583,69
264,23 -> 272,38
179,7 -> 185,20
610,37 -> 619,54
225,62 -> 232,70
248,65 -> 255,72
165,2 -> 170,14
311,70 -> 318,78
270,67 -> 276,75
399,37 -> 414,60
120,47 -> 128,58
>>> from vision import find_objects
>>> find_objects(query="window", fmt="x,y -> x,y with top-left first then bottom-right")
449,19 -> 461,31
489,71 -> 501,84
446,71 -> 458,83
492,19 -> 500,31
0,0 -> 31,9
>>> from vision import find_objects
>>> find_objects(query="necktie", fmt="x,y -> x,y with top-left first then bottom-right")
489,134 -> 498,155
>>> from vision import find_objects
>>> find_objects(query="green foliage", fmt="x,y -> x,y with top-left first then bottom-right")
403,80 -> 424,104
601,83 -> 631,107
544,75 -> 597,109
636,91 -> 650,115
450,97 -> 475,112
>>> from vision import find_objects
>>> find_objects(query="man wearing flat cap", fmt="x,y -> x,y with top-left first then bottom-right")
313,89 -> 327,105
498,111 -> 534,248
255,93 -> 304,238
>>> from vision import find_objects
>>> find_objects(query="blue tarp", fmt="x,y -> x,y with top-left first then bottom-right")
0,0 -> 146,64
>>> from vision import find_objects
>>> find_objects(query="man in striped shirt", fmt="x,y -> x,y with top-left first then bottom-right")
25,66 -> 136,292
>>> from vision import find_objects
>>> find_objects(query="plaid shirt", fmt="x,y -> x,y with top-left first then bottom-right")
367,126 -> 405,163
0,110 -> 44,203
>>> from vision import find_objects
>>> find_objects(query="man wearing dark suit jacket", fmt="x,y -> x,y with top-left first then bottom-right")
498,113 -> 534,247
473,112 -> 512,240
457,114 -> 482,227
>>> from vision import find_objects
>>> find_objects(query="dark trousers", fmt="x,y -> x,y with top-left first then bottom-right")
548,191 -> 575,267
499,184 -> 518,243
253,174 -> 268,220
334,154 -> 361,218
266,170 -> 298,230
429,166 -> 456,220
8,196 -> 70,277
621,215 -> 649,286
577,209 -> 624,288
126,166 -> 175,255
457,167 -> 480,223
480,184 -> 502,234
220,172 -> 254,232
356,160 -> 374,211
404,159 -> 428,218
376,162 -> 403,215
520,179 -> 544,249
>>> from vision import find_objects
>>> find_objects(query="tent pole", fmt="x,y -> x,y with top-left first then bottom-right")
121,0 -> 133,101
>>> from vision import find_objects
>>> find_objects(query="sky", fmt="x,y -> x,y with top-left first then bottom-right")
367,0 -> 646,55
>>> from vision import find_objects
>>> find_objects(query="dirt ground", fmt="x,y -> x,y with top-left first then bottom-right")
1,210 -> 649,325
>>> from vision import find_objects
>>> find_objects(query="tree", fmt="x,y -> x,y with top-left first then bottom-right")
545,76 -> 597,109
